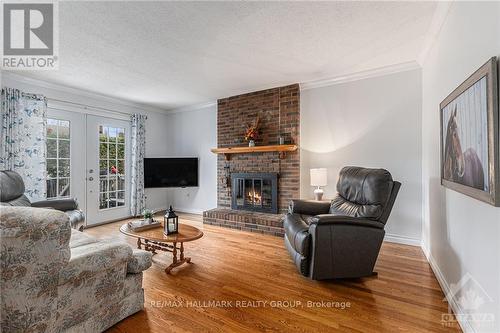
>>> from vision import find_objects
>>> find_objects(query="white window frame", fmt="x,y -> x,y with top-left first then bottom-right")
98,125 -> 126,210
46,118 -> 71,199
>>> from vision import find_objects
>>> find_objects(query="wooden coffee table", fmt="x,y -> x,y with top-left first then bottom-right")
120,222 -> 203,274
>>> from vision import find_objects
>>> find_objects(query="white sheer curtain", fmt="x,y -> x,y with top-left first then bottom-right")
0,88 -> 47,200
130,113 -> 147,216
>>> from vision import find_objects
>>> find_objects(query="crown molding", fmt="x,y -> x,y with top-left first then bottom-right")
300,61 -> 421,91
165,101 -> 217,114
1,72 -> 170,116
168,61 -> 422,112
166,61 -> 421,112
417,1 -> 454,66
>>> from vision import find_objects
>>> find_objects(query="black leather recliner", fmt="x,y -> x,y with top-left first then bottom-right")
0,170 -> 85,231
284,166 -> 401,280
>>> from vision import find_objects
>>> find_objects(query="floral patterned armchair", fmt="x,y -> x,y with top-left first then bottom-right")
0,206 -> 152,333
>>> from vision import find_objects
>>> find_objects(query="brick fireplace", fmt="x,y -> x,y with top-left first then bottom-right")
203,84 -> 300,236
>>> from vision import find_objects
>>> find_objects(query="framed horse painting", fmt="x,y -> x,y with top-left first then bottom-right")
440,57 -> 499,206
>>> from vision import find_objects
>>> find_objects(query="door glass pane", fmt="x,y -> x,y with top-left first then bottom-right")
109,162 -> 117,175
109,191 -> 117,208
58,159 -> 70,177
47,119 -> 58,138
117,129 -> 125,143
99,126 -> 107,142
47,159 -> 57,178
99,125 -> 126,210
117,144 -> 125,159
100,176 -> 108,192
108,127 -> 117,143
45,118 -> 71,199
58,178 -> 70,197
99,143 -> 108,159
117,176 -> 125,191
47,139 -> 57,158
99,160 -> 108,176
109,176 -> 117,191
47,179 -> 57,198
59,121 -> 70,139
117,191 -> 125,207
99,193 -> 108,209
117,160 -> 125,175
59,140 -> 70,158
109,144 -> 116,160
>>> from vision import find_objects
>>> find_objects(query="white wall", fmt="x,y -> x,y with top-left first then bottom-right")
164,105 -> 217,214
421,2 -> 500,332
1,74 -> 171,213
143,112 -> 172,212
300,69 -> 423,244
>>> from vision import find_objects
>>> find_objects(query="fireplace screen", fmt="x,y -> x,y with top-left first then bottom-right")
231,173 -> 278,214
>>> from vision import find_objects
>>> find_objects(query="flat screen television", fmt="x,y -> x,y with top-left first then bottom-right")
144,158 -> 198,188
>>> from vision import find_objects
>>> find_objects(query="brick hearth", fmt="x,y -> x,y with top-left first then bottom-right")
203,209 -> 284,237
203,84 -> 300,237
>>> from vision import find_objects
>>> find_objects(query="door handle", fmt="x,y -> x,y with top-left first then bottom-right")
88,177 -> 94,181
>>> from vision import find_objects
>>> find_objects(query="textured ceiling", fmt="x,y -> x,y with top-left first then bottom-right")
17,1 -> 437,110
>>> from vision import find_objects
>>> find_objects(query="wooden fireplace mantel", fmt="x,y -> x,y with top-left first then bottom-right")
211,144 -> 298,160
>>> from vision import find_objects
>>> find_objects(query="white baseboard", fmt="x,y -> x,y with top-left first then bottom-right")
151,206 -> 168,213
149,206 -> 203,215
423,247 -> 474,333
384,233 -> 421,247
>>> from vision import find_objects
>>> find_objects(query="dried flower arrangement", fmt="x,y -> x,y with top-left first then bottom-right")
244,115 -> 261,144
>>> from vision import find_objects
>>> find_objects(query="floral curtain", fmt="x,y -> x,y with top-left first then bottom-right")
0,88 -> 47,200
130,113 -> 147,216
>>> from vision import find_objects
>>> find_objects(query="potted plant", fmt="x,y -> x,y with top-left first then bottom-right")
244,115 -> 260,147
142,209 -> 155,223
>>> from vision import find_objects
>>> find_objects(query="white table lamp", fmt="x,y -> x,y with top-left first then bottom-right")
310,168 -> 327,201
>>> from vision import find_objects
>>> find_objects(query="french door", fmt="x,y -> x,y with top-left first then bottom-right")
86,115 -> 131,225
46,108 -> 131,226
46,109 -> 86,212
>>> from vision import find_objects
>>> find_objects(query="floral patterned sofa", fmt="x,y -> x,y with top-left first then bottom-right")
0,206 -> 152,333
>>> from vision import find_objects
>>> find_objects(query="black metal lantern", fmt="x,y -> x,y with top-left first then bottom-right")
164,206 -> 178,235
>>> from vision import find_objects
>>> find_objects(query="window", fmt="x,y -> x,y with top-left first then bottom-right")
99,125 -> 125,209
46,119 -> 70,198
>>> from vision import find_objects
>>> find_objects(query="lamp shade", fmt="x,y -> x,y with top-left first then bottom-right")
310,168 -> 328,187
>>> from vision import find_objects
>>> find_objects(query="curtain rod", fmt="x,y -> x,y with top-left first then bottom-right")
48,98 -> 134,117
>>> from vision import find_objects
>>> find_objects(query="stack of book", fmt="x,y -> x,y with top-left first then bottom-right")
128,219 -> 161,231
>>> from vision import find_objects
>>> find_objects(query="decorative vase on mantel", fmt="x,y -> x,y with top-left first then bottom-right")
244,114 -> 260,148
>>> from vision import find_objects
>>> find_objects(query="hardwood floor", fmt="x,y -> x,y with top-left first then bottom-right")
85,213 -> 461,333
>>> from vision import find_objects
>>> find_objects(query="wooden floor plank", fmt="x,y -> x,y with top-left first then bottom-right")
84,213 -> 461,333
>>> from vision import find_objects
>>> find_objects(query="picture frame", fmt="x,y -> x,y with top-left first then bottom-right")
440,57 -> 499,206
